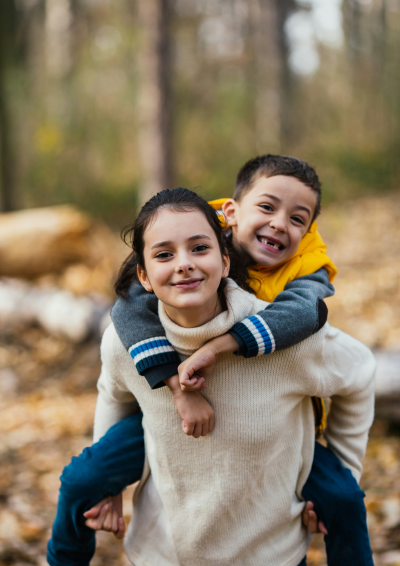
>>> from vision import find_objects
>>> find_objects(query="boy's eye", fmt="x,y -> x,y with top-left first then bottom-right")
291,216 -> 305,225
155,251 -> 173,259
259,204 -> 274,212
193,244 -> 209,253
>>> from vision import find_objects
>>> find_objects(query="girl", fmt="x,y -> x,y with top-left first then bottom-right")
50,188 -> 375,566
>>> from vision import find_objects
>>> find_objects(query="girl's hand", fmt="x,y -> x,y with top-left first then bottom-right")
172,390 -> 215,438
178,334 -> 238,392
302,501 -> 328,535
83,493 -> 125,539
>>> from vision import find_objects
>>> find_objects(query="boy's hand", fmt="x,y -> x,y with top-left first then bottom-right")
84,493 -> 125,539
179,334 -> 238,392
302,501 -> 328,535
172,390 -> 215,438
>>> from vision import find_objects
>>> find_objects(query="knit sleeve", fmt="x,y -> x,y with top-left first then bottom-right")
228,268 -> 334,358
111,282 -> 181,389
93,324 -> 141,442
317,325 -> 376,482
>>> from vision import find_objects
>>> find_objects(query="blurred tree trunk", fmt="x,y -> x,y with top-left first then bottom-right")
248,0 -> 280,153
137,0 -> 173,203
274,0 -> 295,151
45,0 -> 72,78
0,0 -> 16,212
248,0 -> 294,154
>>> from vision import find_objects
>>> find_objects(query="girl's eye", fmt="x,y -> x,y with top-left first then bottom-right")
291,216 -> 305,225
260,204 -> 273,212
193,244 -> 209,253
155,251 -> 173,259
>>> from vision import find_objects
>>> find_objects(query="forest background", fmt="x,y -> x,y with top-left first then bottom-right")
1,0 -> 399,220
0,1 -> 400,566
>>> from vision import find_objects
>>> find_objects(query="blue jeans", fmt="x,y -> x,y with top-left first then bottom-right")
47,413 -> 145,566
302,441 -> 374,566
47,418 -> 373,566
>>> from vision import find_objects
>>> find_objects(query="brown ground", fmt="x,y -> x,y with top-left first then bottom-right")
1,194 -> 399,566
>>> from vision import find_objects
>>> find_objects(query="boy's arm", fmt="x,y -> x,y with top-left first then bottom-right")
229,267 -> 334,357
111,281 -> 181,390
178,268 -> 334,390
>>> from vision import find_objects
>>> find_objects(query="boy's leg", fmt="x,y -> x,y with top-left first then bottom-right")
47,413 -> 145,566
302,441 -> 374,566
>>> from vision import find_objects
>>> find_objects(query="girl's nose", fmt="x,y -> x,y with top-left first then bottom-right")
175,253 -> 195,273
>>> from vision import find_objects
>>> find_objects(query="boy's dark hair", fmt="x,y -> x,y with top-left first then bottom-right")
234,154 -> 322,224
115,187 -> 253,298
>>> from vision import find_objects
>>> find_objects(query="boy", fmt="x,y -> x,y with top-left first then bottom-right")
48,155 -> 374,566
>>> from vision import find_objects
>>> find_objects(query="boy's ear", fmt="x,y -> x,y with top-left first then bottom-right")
221,199 -> 238,227
137,265 -> 153,292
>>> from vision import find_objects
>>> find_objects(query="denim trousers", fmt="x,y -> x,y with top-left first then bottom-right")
47,415 -> 373,566
47,413 -> 145,566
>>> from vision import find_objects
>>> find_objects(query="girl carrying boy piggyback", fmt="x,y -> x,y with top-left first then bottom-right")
48,155 -> 376,566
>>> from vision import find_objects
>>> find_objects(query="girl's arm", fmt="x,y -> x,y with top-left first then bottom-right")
94,324 -> 142,441
317,325 -> 376,482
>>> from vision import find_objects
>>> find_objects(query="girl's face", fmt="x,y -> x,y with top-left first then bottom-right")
138,208 -> 230,328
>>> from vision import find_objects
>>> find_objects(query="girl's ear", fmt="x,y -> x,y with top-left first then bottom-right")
222,252 -> 230,279
221,199 -> 238,227
137,265 -> 153,292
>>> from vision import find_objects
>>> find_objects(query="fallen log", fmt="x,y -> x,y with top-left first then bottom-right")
373,351 -> 400,424
0,206 -> 91,278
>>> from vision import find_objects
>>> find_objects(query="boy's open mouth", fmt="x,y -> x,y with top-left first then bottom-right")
257,236 -> 285,252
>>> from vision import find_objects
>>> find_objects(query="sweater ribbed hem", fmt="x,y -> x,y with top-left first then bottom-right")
230,315 -> 275,358
129,337 -> 181,376
141,362 -> 180,390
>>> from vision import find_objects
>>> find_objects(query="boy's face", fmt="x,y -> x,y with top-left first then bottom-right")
223,175 -> 317,267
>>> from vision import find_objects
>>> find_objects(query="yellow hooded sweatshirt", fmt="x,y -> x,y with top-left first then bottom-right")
209,198 -> 338,437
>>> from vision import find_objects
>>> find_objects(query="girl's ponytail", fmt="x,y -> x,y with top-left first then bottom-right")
114,251 -> 140,298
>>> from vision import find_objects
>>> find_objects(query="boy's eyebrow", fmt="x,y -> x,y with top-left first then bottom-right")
260,193 -> 311,216
295,205 -> 311,217
151,234 -> 212,249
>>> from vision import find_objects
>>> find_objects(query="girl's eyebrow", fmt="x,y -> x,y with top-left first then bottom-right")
151,234 -> 212,249
151,240 -> 173,249
187,234 -> 212,242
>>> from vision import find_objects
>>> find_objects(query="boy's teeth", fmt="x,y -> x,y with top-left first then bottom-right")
260,237 -> 281,250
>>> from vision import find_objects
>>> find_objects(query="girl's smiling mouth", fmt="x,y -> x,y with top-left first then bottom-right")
172,278 -> 203,290
257,236 -> 286,253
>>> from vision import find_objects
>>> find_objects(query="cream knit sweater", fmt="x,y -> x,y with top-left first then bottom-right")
94,280 -> 376,566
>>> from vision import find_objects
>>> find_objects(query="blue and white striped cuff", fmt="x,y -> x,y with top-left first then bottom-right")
231,315 -> 275,358
129,337 -> 181,375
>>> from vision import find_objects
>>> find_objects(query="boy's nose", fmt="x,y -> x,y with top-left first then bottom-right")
269,215 -> 287,233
